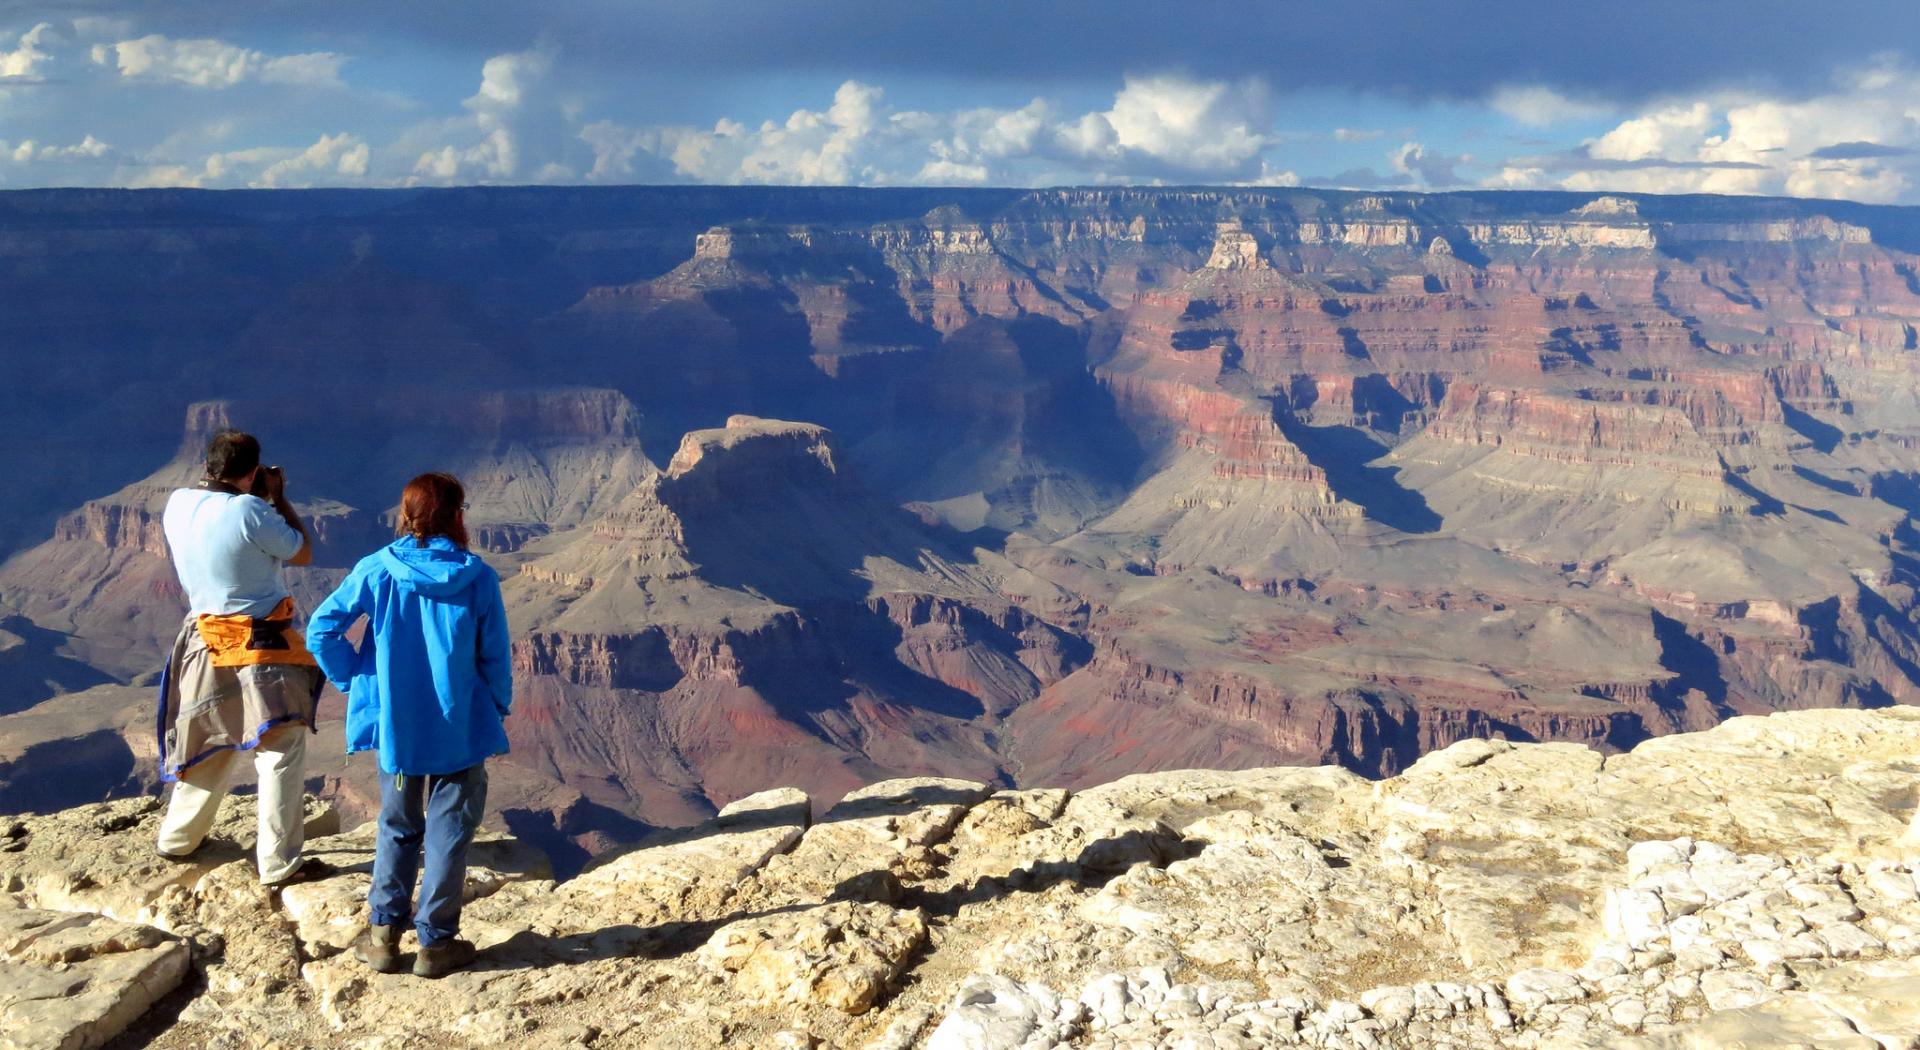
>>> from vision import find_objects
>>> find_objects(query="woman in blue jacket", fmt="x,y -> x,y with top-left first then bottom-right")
308,473 -> 512,979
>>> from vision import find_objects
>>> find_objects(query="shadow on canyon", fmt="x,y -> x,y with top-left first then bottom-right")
1273,415 -> 1442,535
1779,402 -> 1845,455
1320,688 -> 1652,777
500,800 -> 657,881
0,729 -> 140,813
0,616 -> 116,715
1649,610 -> 1734,725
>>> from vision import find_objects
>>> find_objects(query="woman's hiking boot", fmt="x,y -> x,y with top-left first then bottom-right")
354,924 -> 403,974
413,937 -> 476,978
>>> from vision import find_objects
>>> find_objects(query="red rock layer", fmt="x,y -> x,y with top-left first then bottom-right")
1423,383 -> 1727,475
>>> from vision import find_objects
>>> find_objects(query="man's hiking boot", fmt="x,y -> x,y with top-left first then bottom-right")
413,937 -> 476,978
262,856 -> 335,889
354,924 -> 403,974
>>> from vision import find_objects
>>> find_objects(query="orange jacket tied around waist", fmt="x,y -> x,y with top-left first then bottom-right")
158,596 -> 324,781
192,596 -> 319,668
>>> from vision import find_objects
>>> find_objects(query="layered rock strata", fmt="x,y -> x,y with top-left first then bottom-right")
6,185 -> 1920,857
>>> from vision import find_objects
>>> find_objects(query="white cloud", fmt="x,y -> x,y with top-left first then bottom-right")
1079,75 -> 1271,172
579,119 -> 664,181
35,134 -> 111,160
1513,57 -> 1920,203
123,163 -> 198,188
0,18 -> 121,94
973,102 -> 1048,157
0,132 -> 116,186
470,48 -> 544,109
1391,141 -> 1466,186
1587,102 -> 1715,163
1238,162 -> 1301,186
101,133 -> 371,189
1554,167 -> 1764,197
0,19 -> 397,189
598,73 -> 1281,188
101,34 -> 346,88
916,158 -> 989,184
13,25 -> 1913,204
0,21 -> 61,79
1,134 -> 111,163
624,81 -> 941,186
733,81 -> 890,184
1489,85 -> 1612,127
411,144 -> 461,180
1489,165 -> 1548,189
409,45 -> 581,183
254,133 -> 369,187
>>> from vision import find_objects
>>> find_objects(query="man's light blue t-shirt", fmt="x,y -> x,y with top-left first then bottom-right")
162,488 -> 303,617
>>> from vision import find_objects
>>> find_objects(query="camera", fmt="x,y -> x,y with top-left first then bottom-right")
249,465 -> 284,498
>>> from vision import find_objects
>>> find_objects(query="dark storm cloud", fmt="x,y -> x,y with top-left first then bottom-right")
1808,140 -> 1913,159
7,0 -> 1916,103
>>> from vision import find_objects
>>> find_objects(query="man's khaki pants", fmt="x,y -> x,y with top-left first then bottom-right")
155,722 -> 307,882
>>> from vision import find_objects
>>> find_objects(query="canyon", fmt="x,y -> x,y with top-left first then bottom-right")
1,185 -> 1919,861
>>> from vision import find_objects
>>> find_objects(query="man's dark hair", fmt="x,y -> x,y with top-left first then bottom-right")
205,430 -> 261,482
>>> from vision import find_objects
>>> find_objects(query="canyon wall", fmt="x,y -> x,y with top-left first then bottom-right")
1,185 -> 1919,849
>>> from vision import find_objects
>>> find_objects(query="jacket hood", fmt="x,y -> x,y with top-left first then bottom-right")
378,536 -> 489,597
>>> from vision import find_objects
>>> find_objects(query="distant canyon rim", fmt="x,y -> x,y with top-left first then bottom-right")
1,184 -> 1917,865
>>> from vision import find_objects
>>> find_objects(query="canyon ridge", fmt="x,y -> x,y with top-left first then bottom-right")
1,185 -> 1919,863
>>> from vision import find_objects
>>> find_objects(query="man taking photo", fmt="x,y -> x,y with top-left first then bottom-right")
154,428 -> 326,886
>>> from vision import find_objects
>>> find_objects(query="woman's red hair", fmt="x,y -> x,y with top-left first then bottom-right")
398,473 -> 469,549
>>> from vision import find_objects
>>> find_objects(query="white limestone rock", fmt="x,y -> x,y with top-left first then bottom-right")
0,908 -> 190,1050
925,974 -> 1081,1050
6,706 -> 1920,1049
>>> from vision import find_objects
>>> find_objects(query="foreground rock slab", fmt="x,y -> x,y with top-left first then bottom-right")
698,900 -> 928,1014
0,907 -> 189,1050
3,708 -> 1920,1048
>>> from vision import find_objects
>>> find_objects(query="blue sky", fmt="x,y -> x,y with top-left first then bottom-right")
1,1 -> 1917,202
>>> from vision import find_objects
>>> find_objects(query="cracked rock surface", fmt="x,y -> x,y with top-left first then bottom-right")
0,908 -> 189,1050
4,707 -> 1920,1048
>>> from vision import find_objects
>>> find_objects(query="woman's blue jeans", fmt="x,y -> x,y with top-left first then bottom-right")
369,764 -> 488,947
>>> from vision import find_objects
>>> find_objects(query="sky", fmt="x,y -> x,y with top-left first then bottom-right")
1,1 -> 1918,203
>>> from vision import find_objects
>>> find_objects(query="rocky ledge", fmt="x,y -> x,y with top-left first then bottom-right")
5,707 -> 1920,1049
